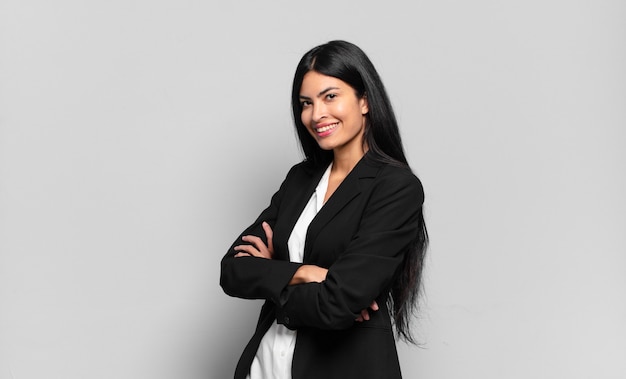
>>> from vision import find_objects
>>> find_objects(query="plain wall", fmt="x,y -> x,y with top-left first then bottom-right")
1,1 -> 625,378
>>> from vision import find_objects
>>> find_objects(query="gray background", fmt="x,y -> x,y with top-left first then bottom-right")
1,1 -> 625,378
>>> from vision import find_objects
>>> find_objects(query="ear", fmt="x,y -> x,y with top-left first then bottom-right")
360,93 -> 369,115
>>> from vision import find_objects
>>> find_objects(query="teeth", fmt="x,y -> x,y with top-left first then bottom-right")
316,123 -> 338,133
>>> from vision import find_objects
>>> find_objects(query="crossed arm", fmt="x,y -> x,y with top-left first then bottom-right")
233,221 -> 379,322
220,164 -> 423,330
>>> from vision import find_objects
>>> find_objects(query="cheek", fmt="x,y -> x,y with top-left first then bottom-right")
300,108 -> 309,125
335,102 -> 357,120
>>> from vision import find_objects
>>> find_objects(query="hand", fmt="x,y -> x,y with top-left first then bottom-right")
289,265 -> 328,285
234,221 -> 274,259
355,300 -> 379,322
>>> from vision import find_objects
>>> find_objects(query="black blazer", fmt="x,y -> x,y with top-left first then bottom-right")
220,153 -> 424,379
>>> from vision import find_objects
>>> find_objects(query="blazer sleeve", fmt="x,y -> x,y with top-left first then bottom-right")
219,165 -> 303,303
275,169 -> 424,330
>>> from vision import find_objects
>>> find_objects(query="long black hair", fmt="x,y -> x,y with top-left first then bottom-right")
291,40 -> 428,343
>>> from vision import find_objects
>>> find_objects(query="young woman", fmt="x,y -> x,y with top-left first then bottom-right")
220,40 -> 428,379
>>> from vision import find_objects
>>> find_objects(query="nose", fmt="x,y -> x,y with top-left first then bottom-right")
311,102 -> 327,123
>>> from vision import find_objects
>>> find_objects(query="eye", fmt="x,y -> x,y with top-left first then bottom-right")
325,93 -> 337,100
301,100 -> 312,108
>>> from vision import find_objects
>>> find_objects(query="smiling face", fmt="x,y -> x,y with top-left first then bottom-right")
299,71 -> 369,159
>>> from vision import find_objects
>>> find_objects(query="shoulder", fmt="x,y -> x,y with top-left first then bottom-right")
276,160 -> 327,192
362,154 -> 423,190
364,158 -> 425,205
284,159 -> 327,181
378,162 -> 422,185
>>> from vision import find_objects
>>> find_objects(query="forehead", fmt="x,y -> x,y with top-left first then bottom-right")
300,71 -> 351,95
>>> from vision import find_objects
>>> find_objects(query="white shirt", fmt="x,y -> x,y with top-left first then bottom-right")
247,163 -> 332,379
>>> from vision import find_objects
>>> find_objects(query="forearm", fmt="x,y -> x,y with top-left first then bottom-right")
289,265 -> 328,285
276,253 -> 402,330
220,255 -> 301,302
276,210 -> 421,330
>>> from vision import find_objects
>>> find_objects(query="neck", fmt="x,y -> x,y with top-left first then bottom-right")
331,145 -> 368,175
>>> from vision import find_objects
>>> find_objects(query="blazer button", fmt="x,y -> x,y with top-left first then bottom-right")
284,316 -> 290,324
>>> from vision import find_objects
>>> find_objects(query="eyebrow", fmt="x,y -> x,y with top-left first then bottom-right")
299,86 -> 340,100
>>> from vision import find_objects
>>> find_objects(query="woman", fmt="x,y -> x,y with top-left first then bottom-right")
220,40 -> 428,379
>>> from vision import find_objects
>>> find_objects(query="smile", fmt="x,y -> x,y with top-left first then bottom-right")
314,122 -> 339,136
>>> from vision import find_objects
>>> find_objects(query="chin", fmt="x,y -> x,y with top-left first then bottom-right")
316,142 -> 336,151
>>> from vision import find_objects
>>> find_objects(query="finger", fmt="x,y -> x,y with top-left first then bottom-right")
361,309 -> 370,321
262,222 -> 274,256
241,235 -> 271,257
234,252 -> 251,258
370,301 -> 379,311
234,245 -> 261,257
241,235 -> 265,250
243,236 -> 270,256
355,315 -> 364,322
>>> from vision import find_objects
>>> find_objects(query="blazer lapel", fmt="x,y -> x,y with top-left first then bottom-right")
273,163 -> 326,262
303,155 -> 380,259
285,167 -> 324,232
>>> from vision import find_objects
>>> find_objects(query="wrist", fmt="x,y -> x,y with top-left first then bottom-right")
289,264 -> 328,285
290,265 -> 309,285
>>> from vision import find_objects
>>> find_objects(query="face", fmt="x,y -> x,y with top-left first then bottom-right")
299,71 -> 369,157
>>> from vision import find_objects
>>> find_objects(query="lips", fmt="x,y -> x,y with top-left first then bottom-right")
314,122 -> 338,137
